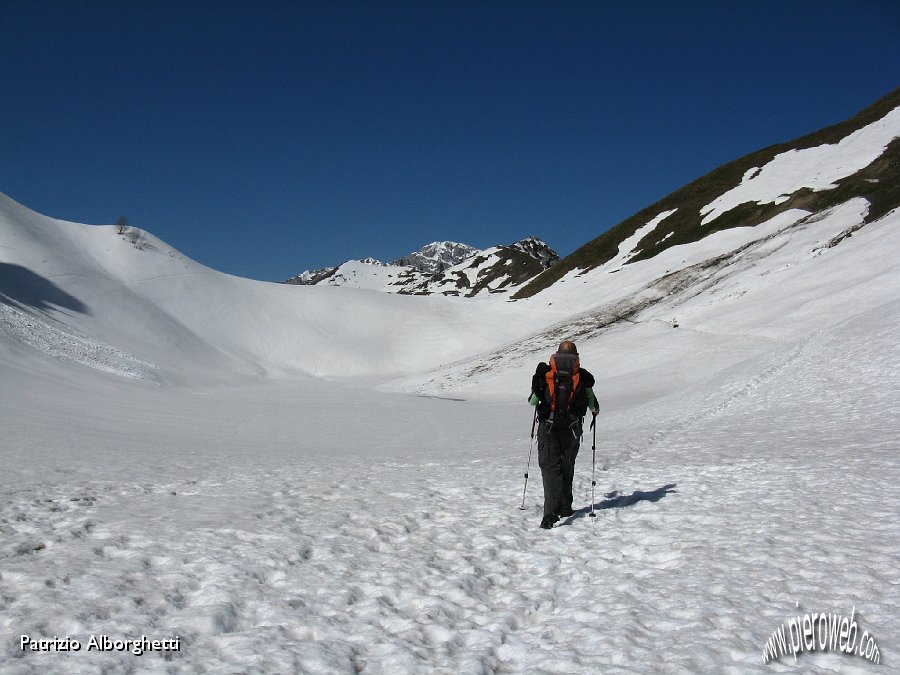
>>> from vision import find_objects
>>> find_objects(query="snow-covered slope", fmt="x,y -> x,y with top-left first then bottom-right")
0,195 -> 551,384
699,105 -> 900,224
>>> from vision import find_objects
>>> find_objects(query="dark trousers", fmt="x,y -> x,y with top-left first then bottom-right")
537,419 -> 581,516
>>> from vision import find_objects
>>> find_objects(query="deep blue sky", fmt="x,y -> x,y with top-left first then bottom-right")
1,1 -> 898,281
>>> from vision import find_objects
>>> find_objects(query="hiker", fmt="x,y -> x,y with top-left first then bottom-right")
529,340 -> 599,529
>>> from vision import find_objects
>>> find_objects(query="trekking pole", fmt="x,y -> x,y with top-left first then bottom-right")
589,414 -> 597,519
519,408 -> 538,510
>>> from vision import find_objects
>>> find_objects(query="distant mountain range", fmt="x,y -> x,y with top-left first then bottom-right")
284,237 -> 560,297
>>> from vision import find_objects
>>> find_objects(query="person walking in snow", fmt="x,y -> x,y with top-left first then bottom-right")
528,340 -> 599,529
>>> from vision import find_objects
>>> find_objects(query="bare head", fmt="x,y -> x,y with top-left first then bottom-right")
558,340 -> 578,355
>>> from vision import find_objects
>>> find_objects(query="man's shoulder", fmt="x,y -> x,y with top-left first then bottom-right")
579,367 -> 595,387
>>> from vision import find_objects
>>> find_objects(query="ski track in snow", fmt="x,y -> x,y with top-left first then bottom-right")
610,331 -> 810,469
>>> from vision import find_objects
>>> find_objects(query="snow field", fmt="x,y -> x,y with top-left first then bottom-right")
2,294 -> 897,673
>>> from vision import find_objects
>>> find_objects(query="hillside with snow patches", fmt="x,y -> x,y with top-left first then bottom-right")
1,92 -> 898,673
515,87 -> 900,298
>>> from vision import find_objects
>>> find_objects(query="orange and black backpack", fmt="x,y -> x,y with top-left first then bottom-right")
532,353 -> 594,428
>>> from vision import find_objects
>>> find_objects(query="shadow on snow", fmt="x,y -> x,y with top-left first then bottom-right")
564,483 -> 678,524
0,263 -> 89,315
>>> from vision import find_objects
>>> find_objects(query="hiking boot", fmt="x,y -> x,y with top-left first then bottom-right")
539,514 -> 559,529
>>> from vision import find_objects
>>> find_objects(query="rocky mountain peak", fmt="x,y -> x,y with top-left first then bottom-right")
509,236 -> 559,269
390,241 -> 479,274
